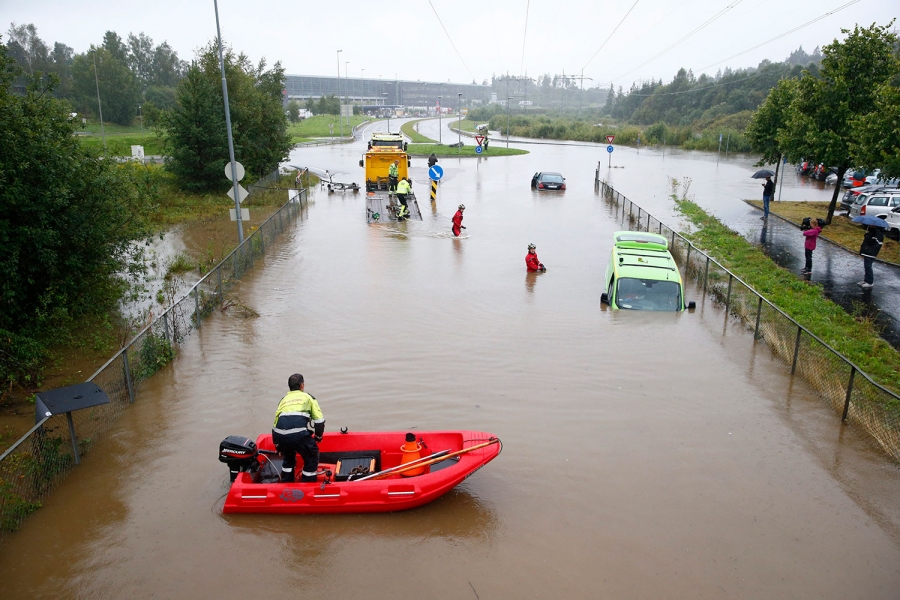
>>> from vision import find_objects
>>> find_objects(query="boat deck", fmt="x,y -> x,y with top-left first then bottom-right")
365,192 -> 422,223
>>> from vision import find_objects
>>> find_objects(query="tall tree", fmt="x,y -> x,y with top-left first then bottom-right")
6,23 -> 49,76
778,22 -> 899,223
161,64 -> 229,190
127,32 -> 155,90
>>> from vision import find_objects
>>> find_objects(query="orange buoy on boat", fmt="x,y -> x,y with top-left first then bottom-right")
399,433 -> 425,476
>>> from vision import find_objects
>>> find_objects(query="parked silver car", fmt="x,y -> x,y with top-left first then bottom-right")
885,206 -> 900,240
848,191 -> 900,219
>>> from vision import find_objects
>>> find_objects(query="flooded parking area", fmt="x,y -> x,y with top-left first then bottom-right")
1,127 -> 898,599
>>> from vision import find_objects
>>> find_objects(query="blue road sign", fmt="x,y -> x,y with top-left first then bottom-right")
429,165 -> 444,181
607,145 -> 614,153
475,146 -> 483,154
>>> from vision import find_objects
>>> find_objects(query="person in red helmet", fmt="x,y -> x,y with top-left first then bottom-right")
452,204 -> 466,236
525,243 -> 546,272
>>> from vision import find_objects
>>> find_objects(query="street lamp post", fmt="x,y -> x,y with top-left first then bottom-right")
457,93 -> 462,154
438,96 -> 442,145
382,92 -> 389,132
336,50 -> 343,139
507,96 -> 514,148
345,61 -> 350,131
138,104 -> 143,132
214,0 -> 243,242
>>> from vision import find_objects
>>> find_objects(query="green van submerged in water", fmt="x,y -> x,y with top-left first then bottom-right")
600,231 -> 696,311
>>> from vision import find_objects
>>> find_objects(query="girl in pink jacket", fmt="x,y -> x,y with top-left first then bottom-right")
801,218 -> 825,275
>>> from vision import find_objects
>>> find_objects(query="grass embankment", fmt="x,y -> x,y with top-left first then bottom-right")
747,200 -> 900,264
400,119 -> 436,143
407,143 -> 528,157
675,196 -> 900,394
76,122 -> 164,155
287,115 -> 370,142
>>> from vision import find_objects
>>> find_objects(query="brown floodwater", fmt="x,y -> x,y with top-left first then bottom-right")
1,124 -> 898,599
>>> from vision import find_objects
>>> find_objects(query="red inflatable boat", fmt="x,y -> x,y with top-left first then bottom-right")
219,430 -> 501,514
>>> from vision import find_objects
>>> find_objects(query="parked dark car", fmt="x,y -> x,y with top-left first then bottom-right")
531,172 -> 566,191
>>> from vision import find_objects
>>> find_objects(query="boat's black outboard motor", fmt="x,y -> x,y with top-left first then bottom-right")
219,435 -> 259,482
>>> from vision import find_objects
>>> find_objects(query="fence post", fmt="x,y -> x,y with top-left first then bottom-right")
122,349 -> 135,404
672,229 -> 676,247
685,244 -> 691,274
162,311 -> 171,345
217,266 -> 223,303
791,326 -> 802,374
842,367 -> 856,422
725,274 -> 733,315
753,296 -> 763,339
647,213 -> 651,231
658,222 -> 663,234
233,249 -> 239,280
703,257 -> 710,292
194,287 -> 201,329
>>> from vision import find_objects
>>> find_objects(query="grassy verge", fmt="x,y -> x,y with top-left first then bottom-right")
674,194 -> 900,394
76,123 -> 164,155
747,200 -> 900,264
287,115 -> 370,141
407,143 -> 528,157
400,119 -> 436,143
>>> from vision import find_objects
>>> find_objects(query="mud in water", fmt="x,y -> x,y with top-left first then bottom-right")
1,125 -> 898,599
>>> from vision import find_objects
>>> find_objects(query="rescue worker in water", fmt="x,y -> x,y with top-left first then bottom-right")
396,177 -> 412,220
526,243 -> 546,272
452,204 -> 466,236
388,160 -> 399,192
272,373 -> 325,483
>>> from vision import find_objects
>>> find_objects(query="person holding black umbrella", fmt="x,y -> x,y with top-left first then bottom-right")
857,215 -> 887,288
761,175 -> 775,219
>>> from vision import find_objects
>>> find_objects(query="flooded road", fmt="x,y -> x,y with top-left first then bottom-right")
2,126 -> 899,599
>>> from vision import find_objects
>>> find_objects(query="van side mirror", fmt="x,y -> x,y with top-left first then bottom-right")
600,293 -> 609,305
359,159 -> 364,167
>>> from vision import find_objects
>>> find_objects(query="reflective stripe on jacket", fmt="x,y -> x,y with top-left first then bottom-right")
273,390 -> 324,435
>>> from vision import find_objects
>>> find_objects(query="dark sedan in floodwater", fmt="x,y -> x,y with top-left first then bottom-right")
531,172 -> 566,191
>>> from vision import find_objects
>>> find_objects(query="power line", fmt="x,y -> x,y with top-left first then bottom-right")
697,0 -> 860,71
581,0 -> 641,72
427,0 -> 475,81
520,0 -> 531,77
611,0 -> 744,83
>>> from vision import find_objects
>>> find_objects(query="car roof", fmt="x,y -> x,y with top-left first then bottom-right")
610,231 -> 681,282
539,172 -> 563,177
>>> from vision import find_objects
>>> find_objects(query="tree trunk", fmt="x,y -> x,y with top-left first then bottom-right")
826,166 -> 848,225
773,154 -> 781,189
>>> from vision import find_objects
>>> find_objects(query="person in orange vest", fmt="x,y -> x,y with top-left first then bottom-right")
526,243 -> 546,272
452,204 -> 466,236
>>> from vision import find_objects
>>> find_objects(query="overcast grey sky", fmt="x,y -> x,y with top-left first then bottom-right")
4,0 -> 897,87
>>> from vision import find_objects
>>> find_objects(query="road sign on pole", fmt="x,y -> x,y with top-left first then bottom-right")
227,184 -> 250,204
474,135 -> 485,146
607,145 -> 614,168
606,135 -> 615,144
429,165 -> 444,181
224,161 -> 245,182
607,145 -> 614,153
475,145 -> 483,154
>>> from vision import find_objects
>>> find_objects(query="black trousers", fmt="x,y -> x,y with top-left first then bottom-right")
388,175 -> 398,191
804,248 -> 813,271
397,193 -> 408,207
272,431 -> 319,482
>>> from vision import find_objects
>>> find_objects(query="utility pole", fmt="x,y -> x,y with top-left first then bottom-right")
91,49 -> 106,155
457,93 -> 462,153
345,60 -> 350,131
336,50 -> 343,139
438,95 -> 442,144
214,0 -> 243,242
507,96 -> 513,148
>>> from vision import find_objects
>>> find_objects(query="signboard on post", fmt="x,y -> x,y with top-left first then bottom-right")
474,135 -> 485,146
229,208 -> 250,222
606,135 -> 615,144
475,146 -> 483,154
227,184 -> 250,204
429,165 -> 444,181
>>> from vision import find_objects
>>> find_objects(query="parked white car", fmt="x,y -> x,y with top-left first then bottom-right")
885,206 -> 900,240
848,191 -> 900,219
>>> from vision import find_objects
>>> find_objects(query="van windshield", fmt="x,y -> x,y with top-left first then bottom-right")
616,278 -> 681,311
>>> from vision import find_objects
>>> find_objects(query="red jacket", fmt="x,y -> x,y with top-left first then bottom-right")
452,210 -> 464,235
526,252 -> 543,271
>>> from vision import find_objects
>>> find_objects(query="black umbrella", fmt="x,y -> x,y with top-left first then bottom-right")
751,169 -> 776,179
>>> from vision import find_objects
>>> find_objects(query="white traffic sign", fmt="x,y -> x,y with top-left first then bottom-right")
225,161 -> 245,182
227,183 -> 250,204
229,208 -> 250,222
606,135 -> 615,144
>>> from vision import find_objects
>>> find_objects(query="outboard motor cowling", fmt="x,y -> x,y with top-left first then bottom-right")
219,435 -> 259,481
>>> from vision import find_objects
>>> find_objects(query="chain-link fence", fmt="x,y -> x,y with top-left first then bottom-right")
0,184 -> 308,543
596,179 -> 900,463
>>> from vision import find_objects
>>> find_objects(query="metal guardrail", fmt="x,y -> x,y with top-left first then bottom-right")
0,183 -> 309,542
596,178 -> 900,463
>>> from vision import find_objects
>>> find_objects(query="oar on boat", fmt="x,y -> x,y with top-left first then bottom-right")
355,437 -> 500,482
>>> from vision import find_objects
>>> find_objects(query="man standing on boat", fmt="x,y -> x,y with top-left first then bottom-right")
272,374 -> 325,483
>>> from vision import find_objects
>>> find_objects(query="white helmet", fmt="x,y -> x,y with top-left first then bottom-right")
458,204 -> 465,210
